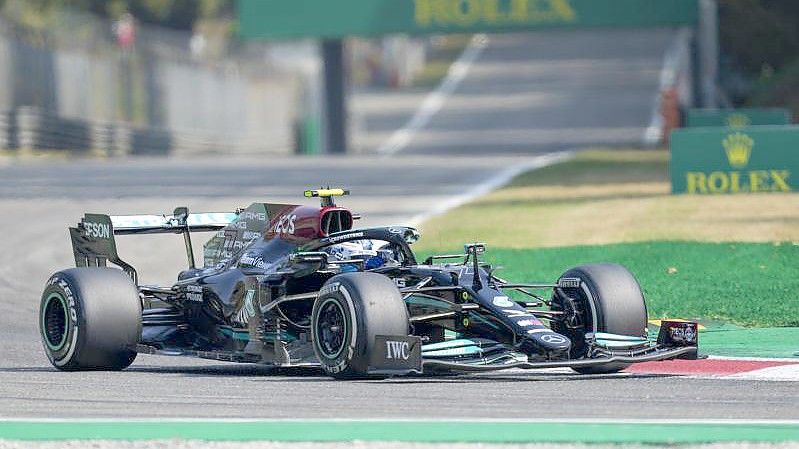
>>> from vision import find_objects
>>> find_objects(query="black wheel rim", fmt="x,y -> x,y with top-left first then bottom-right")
42,293 -> 69,351
317,299 -> 347,359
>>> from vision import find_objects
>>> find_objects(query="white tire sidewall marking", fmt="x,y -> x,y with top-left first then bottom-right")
338,285 -> 358,361
46,276 -> 80,367
314,282 -> 359,374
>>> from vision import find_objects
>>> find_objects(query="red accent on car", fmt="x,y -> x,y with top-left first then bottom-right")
264,205 -> 353,243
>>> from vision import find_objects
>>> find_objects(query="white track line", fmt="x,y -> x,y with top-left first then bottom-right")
708,355 -> 799,362
725,364 -> 799,382
377,34 -> 489,156
406,151 -> 574,227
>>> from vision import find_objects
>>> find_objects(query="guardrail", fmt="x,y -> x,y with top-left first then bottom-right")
0,106 -> 289,156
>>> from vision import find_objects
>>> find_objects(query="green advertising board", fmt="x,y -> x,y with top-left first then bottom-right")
238,0 -> 698,39
686,108 -> 792,129
670,126 -> 799,194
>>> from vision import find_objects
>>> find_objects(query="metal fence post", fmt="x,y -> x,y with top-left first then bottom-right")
321,39 -> 347,154
697,0 -> 719,108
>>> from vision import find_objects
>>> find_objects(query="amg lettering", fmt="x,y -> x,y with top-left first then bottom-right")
241,211 -> 267,221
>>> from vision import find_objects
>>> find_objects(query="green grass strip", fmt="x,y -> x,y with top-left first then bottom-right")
700,327 -> 799,358
1,421 -> 799,443
454,241 -> 799,327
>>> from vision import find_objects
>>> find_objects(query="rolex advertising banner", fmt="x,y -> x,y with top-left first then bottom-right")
670,126 -> 799,194
686,108 -> 792,129
239,0 -> 698,40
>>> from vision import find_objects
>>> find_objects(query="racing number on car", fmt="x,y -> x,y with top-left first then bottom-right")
273,214 -> 296,236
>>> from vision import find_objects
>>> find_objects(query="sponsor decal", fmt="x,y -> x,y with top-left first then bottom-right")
186,285 -> 203,303
527,328 -> 550,334
558,277 -> 580,288
372,335 -> 423,372
239,254 -> 268,269
51,278 -> 78,322
685,132 -> 791,194
319,282 -> 341,296
242,230 -> 262,241
241,211 -> 267,221
326,232 -> 364,243
385,340 -> 411,360
244,290 -> 256,317
272,214 -> 297,235
669,324 -> 697,344
394,278 -> 406,288
540,334 -> 567,344
516,319 -> 537,327
387,227 -> 405,235
492,296 -> 514,307
725,132 -> 753,168
83,221 -> 111,239
414,0 -> 577,28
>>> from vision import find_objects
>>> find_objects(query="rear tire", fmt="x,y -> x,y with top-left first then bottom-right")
551,263 -> 647,374
312,272 -> 409,379
40,268 -> 141,371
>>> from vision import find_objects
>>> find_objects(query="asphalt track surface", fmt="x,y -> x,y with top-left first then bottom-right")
1,29 -> 797,423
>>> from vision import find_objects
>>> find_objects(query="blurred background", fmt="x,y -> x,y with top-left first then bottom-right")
0,0 -> 462,155
0,0 -> 794,157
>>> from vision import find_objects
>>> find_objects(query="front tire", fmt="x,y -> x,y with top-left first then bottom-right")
551,263 -> 647,374
40,268 -> 141,371
311,272 -> 409,379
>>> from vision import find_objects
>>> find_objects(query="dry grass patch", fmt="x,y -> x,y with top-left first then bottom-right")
417,149 -> 799,251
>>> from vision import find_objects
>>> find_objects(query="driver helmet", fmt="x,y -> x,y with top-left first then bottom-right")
324,240 -> 388,271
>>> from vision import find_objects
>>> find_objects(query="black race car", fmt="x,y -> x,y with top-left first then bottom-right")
40,189 -> 697,378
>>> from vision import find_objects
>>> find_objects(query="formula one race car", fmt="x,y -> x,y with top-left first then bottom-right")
39,189 -> 698,378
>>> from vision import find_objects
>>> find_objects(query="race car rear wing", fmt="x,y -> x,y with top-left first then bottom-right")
70,207 -> 238,284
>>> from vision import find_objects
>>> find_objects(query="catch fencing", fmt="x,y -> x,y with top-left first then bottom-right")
0,10 -> 298,156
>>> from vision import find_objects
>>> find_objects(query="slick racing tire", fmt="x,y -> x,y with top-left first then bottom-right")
312,272 -> 409,379
551,263 -> 647,375
40,268 -> 141,371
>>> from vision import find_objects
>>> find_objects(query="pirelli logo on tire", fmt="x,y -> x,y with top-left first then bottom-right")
670,126 -> 799,194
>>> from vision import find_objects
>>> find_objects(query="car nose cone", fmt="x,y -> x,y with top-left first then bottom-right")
528,331 -> 572,352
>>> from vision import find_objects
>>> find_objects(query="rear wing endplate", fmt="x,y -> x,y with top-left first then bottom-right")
70,207 -> 238,284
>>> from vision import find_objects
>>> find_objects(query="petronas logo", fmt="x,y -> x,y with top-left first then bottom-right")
722,132 -> 753,169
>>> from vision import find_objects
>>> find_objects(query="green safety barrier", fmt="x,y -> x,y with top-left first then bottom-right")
686,108 -> 792,129
670,125 -> 799,194
238,0 -> 698,40
1,420 -> 799,443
